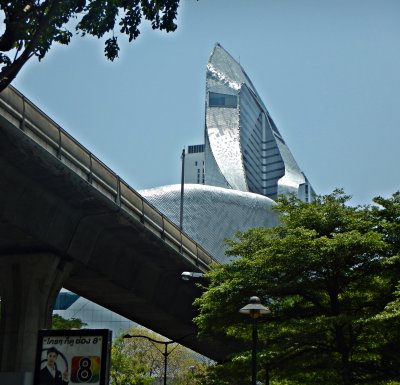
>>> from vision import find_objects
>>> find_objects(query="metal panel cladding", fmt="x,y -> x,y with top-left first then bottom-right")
205,43 -> 314,201
139,184 -> 278,263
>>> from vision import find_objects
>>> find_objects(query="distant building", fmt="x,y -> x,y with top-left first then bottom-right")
183,43 -> 314,202
208,44 -> 314,201
184,144 -> 205,184
205,43 -> 314,201
54,290 -> 136,338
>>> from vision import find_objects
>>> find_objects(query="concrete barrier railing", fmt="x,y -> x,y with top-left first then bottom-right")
0,86 -> 217,270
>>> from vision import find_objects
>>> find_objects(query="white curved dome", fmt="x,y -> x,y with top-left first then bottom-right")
140,184 -> 279,263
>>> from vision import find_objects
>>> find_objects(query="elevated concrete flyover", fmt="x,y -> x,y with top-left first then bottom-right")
0,86 -> 232,383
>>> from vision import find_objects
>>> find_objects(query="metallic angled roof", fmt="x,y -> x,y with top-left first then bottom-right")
207,43 -> 260,100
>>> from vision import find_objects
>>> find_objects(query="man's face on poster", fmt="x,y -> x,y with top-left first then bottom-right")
47,352 -> 58,367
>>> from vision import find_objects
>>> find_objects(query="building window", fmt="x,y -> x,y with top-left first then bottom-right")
209,92 -> 237,108
188,144 -> 205,154
195,161 -> 198,166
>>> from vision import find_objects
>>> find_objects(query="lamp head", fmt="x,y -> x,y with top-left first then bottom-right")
181,271 -> 205,281
239,296 -> 270,319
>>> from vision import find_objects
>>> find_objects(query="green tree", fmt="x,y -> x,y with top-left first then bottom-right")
372,192 -> 400,254
0,0 -> 180,92
192,360 -> 249,385
115,326 -> 203,385
194,190 -> 400,385
111,334 -> 152,385
51,313 -> 87,329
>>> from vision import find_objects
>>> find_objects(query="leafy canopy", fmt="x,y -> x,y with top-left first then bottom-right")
0,0 -> 180,91
112,326 -> 205,385
51,313 -> 87,329
194,190 -> 400,385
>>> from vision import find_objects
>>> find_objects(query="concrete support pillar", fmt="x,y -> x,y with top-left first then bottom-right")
0,253 -> 71,384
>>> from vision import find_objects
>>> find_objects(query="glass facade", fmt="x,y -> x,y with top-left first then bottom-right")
239,86 -> 264,194
209,92 -> 238,108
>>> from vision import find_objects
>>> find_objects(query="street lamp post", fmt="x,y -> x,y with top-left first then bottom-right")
180,147 -> 185,230
239,296 -> 270,385
123,334 -> 179,385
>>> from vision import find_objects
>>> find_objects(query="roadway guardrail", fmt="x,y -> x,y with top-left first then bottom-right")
0,86 -> 218,271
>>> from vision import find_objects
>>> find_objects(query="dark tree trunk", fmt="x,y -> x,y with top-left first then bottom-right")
341,350 -> 352,385
265,363 -> 270,385
335,324 -> 352,385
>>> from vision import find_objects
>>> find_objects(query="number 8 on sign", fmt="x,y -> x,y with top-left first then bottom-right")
71,356 -> 101,383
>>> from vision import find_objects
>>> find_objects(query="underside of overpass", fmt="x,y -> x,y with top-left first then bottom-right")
0,87 -> 236,383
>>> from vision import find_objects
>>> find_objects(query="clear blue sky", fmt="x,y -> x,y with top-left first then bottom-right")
14,0 -> 400,206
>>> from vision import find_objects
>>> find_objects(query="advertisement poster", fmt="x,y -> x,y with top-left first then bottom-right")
34,329 -> 112,385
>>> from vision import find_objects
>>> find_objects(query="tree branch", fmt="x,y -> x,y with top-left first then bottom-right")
0,0 -> 62,92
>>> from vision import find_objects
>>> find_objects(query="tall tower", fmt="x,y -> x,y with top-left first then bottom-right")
203,43 -> 314,201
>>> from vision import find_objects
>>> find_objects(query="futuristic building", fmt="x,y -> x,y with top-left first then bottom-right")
204,43 -> 314,200
141,44 -> 315,262
185,43 -> 315,202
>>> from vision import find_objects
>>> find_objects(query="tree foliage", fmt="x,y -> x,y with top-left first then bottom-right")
51,313 -> 87,329
112,326 -> 205,385
194,190 -> 400,385
111,334 -> 152,385
0,0 -> 180,91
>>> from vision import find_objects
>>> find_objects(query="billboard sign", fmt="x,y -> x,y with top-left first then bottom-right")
34,329 -> 112,385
